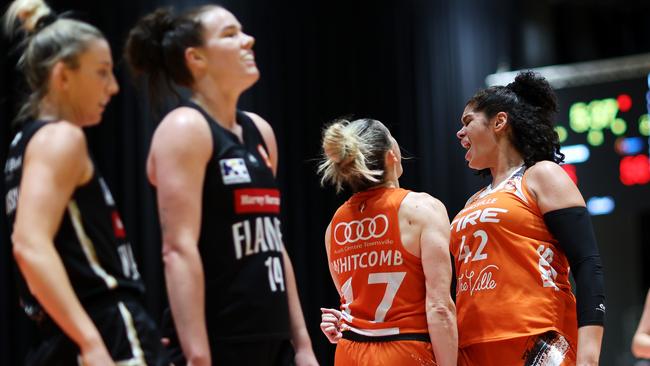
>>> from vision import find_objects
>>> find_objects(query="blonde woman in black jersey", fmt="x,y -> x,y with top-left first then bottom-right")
3,0 -> 167,365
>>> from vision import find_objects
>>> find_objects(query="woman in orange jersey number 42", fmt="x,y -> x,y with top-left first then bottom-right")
317,118 -> 457,366
452,71 -> 605,366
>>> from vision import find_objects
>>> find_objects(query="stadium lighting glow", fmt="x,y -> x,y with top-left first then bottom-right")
611,118 -> 627,136
555,126 -> 568,143
615,137 -> 645,155
619,155 -> 650,186
587,130 -> 604,146
590,98 -> 618,130
569,99 -> 619,135
617,94 -> 632,112
560,144 -> 590,164
569,103 -> 590,133
640,114 -> 650,136
586,196 -> 615,216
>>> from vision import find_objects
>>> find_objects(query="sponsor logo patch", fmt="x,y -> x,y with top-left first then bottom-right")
333,214 -> 389,245
219,158 -> 251,185
111,211 -> 126,239
234,188 -> 280,214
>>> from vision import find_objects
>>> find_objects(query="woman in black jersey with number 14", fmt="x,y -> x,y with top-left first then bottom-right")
3,0 -> 167,365
125,5 -> 318,366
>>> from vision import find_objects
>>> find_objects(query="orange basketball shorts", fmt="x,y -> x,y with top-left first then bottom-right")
458,331 -> 576,366
335,339 -> 437,366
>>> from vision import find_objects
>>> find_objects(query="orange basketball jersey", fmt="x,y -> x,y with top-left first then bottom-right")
449,167 -> 578,349
329,187 -> 429,336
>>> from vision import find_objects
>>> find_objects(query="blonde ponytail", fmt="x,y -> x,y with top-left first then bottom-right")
3,0 -> 52,35
318,118 -> 393,193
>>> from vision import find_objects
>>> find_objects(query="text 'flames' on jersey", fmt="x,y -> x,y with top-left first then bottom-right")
449,167 -> 578,348
185,102 -> 290,342
329,187 -> 429,337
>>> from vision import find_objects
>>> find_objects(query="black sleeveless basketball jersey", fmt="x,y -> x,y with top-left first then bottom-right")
186,102 -> 290,342
4,120 -> 144,321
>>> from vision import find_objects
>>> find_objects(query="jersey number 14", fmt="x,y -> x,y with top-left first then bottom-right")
264,257 -> 285,292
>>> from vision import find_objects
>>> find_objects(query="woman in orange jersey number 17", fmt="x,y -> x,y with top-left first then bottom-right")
317,118 -> 457,366
452,71 -> 605,366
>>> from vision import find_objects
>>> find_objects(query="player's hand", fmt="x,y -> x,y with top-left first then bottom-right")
320,307 -> 344,344
79,343 -> 115,366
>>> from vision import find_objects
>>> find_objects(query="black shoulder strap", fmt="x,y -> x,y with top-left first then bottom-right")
182,100 -> 214,125
17,120 -> 48,145
237,110 -> 269,153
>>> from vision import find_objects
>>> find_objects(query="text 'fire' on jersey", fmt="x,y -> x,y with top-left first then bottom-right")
4,120 -> 144,322
329,187 -> 429,337
449,167 -> 578,348
185,102 -> 290,342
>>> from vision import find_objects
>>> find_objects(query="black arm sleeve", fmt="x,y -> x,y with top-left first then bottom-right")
543,206 -> 606,327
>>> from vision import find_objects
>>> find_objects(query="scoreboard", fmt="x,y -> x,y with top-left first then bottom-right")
487,54 -> 650,217
556,76 -> 650,216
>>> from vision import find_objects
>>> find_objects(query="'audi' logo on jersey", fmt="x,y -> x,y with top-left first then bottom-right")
334,214 -> 389,245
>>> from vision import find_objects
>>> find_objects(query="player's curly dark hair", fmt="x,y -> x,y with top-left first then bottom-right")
466,71 -> 564,175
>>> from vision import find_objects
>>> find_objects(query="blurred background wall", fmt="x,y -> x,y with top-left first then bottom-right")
2,0 -> 650,364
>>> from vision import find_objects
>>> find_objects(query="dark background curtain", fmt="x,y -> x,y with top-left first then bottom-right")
2,0 -> 650,364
